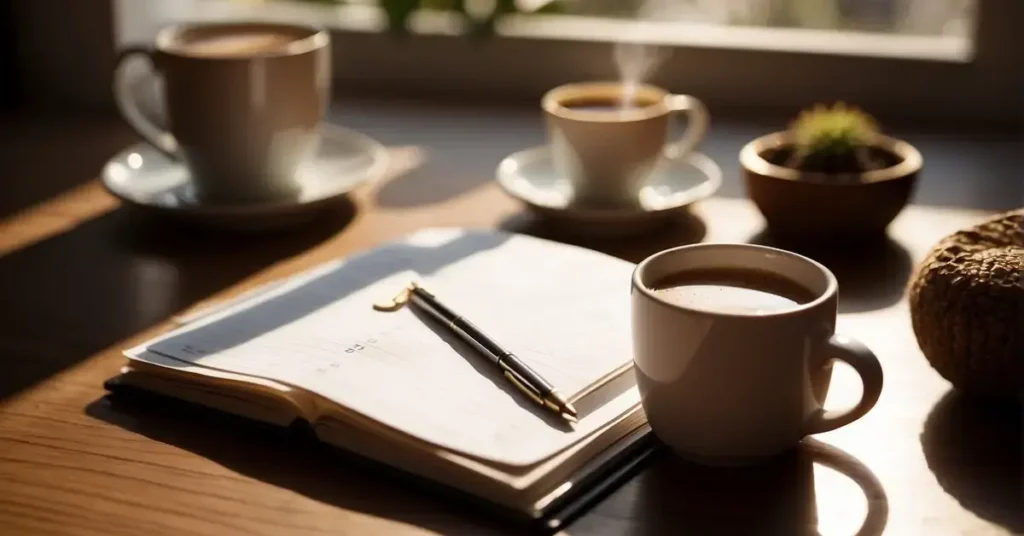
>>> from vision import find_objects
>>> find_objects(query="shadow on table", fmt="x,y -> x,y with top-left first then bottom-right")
0,201 -> 357,400
373,154 -> 490,208
85,393 -> 514,536
113,197 -> 359,249
570,438 -> 888,536
0,117 -> 136,220
921,390 -> 1024,533
350,104 -> 544,209
500,209 -> 707,264
747,229 -> 913,313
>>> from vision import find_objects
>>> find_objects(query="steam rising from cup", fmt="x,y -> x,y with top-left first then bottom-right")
613,42 -> 670,109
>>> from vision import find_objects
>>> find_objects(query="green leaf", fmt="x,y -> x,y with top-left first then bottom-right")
381,0 -> 419,35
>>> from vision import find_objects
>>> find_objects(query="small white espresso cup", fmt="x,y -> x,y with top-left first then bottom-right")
542,81 -> 708,208
631,244 -> 883,465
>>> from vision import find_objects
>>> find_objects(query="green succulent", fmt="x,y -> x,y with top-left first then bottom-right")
791,102 -> 877,153
786,102 -> 884,175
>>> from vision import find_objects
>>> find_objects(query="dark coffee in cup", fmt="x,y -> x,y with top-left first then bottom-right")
650,267 -> 817,315
562,96 -> 655,113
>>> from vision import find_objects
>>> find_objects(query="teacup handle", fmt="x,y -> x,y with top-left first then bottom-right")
113,46 -> 180,160
663,94 -> 710,160
806,334 -> 884,434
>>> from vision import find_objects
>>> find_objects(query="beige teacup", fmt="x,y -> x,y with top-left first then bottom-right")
631,244 -> 883,465
113,22 -> 331,204
542,81 -> 709,208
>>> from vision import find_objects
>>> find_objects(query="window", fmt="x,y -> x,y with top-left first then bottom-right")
114,0 -> 1018,128
120,0 -> 977,59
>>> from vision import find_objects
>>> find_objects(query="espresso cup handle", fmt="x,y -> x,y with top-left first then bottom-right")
806,334 -> 884,434
663,94 -> 709,160
113,46 -> 179,160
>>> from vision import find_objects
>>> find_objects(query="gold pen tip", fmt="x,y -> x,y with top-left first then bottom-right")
561,413 -> 578,423
548,391 -> 577,417
563,402 -> 578,418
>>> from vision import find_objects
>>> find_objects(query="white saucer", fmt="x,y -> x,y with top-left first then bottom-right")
496,146 -> 721,235
102,124 -> 388,230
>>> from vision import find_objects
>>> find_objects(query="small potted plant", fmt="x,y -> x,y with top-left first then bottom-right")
740,102 -> 922,240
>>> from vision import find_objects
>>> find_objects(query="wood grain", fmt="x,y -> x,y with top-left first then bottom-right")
1,115 -> 1020,536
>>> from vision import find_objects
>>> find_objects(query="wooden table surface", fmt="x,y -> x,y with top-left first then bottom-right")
0,110 -> 1020,536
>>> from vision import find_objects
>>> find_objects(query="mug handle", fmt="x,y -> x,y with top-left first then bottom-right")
663,94 -> 709,160
805,334 -> 884,434
112,46 -> 179,160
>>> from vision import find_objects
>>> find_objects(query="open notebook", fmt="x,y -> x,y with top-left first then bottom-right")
106,228 -> 653,525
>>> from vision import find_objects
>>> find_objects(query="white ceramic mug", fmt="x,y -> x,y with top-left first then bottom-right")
631,243 -> 883,465
542,81 -> 709,208
113,22 -> 331,204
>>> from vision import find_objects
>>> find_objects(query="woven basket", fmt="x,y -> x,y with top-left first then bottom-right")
908,208 -> 1023,399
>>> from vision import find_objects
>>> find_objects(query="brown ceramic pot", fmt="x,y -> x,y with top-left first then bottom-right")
741,131 -> 922,239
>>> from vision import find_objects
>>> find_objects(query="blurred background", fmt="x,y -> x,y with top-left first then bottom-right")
3,0 -> 1019,129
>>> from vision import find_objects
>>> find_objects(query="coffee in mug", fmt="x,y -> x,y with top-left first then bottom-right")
631,244 -> 883,465
542,81 -> 709,208
169,28 -> 301,58
650,268 -> 817,315
113,22 -> 331,204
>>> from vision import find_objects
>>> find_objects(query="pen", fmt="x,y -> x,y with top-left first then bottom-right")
397,282 -> 578,423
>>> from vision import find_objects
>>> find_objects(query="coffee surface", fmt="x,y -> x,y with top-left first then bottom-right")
175,30 -> 301,58
649,268 -> 816,315
562,97 -> 653,113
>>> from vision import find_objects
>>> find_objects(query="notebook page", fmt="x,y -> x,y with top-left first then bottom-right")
134,229 -> 639,466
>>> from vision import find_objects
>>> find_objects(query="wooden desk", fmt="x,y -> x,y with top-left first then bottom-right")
0,113 -> 1020,535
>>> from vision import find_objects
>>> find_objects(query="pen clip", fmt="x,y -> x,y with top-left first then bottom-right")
373,282 -> 415,312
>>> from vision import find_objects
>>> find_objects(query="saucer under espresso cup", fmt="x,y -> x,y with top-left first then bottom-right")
102,124 -> 388,230
631,244 -> 884,466
112,21 -> 331,204
542,81 -> 709,208
496,145 -> 721,236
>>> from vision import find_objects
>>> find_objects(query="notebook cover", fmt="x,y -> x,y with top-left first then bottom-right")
102,376 -> 659,533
